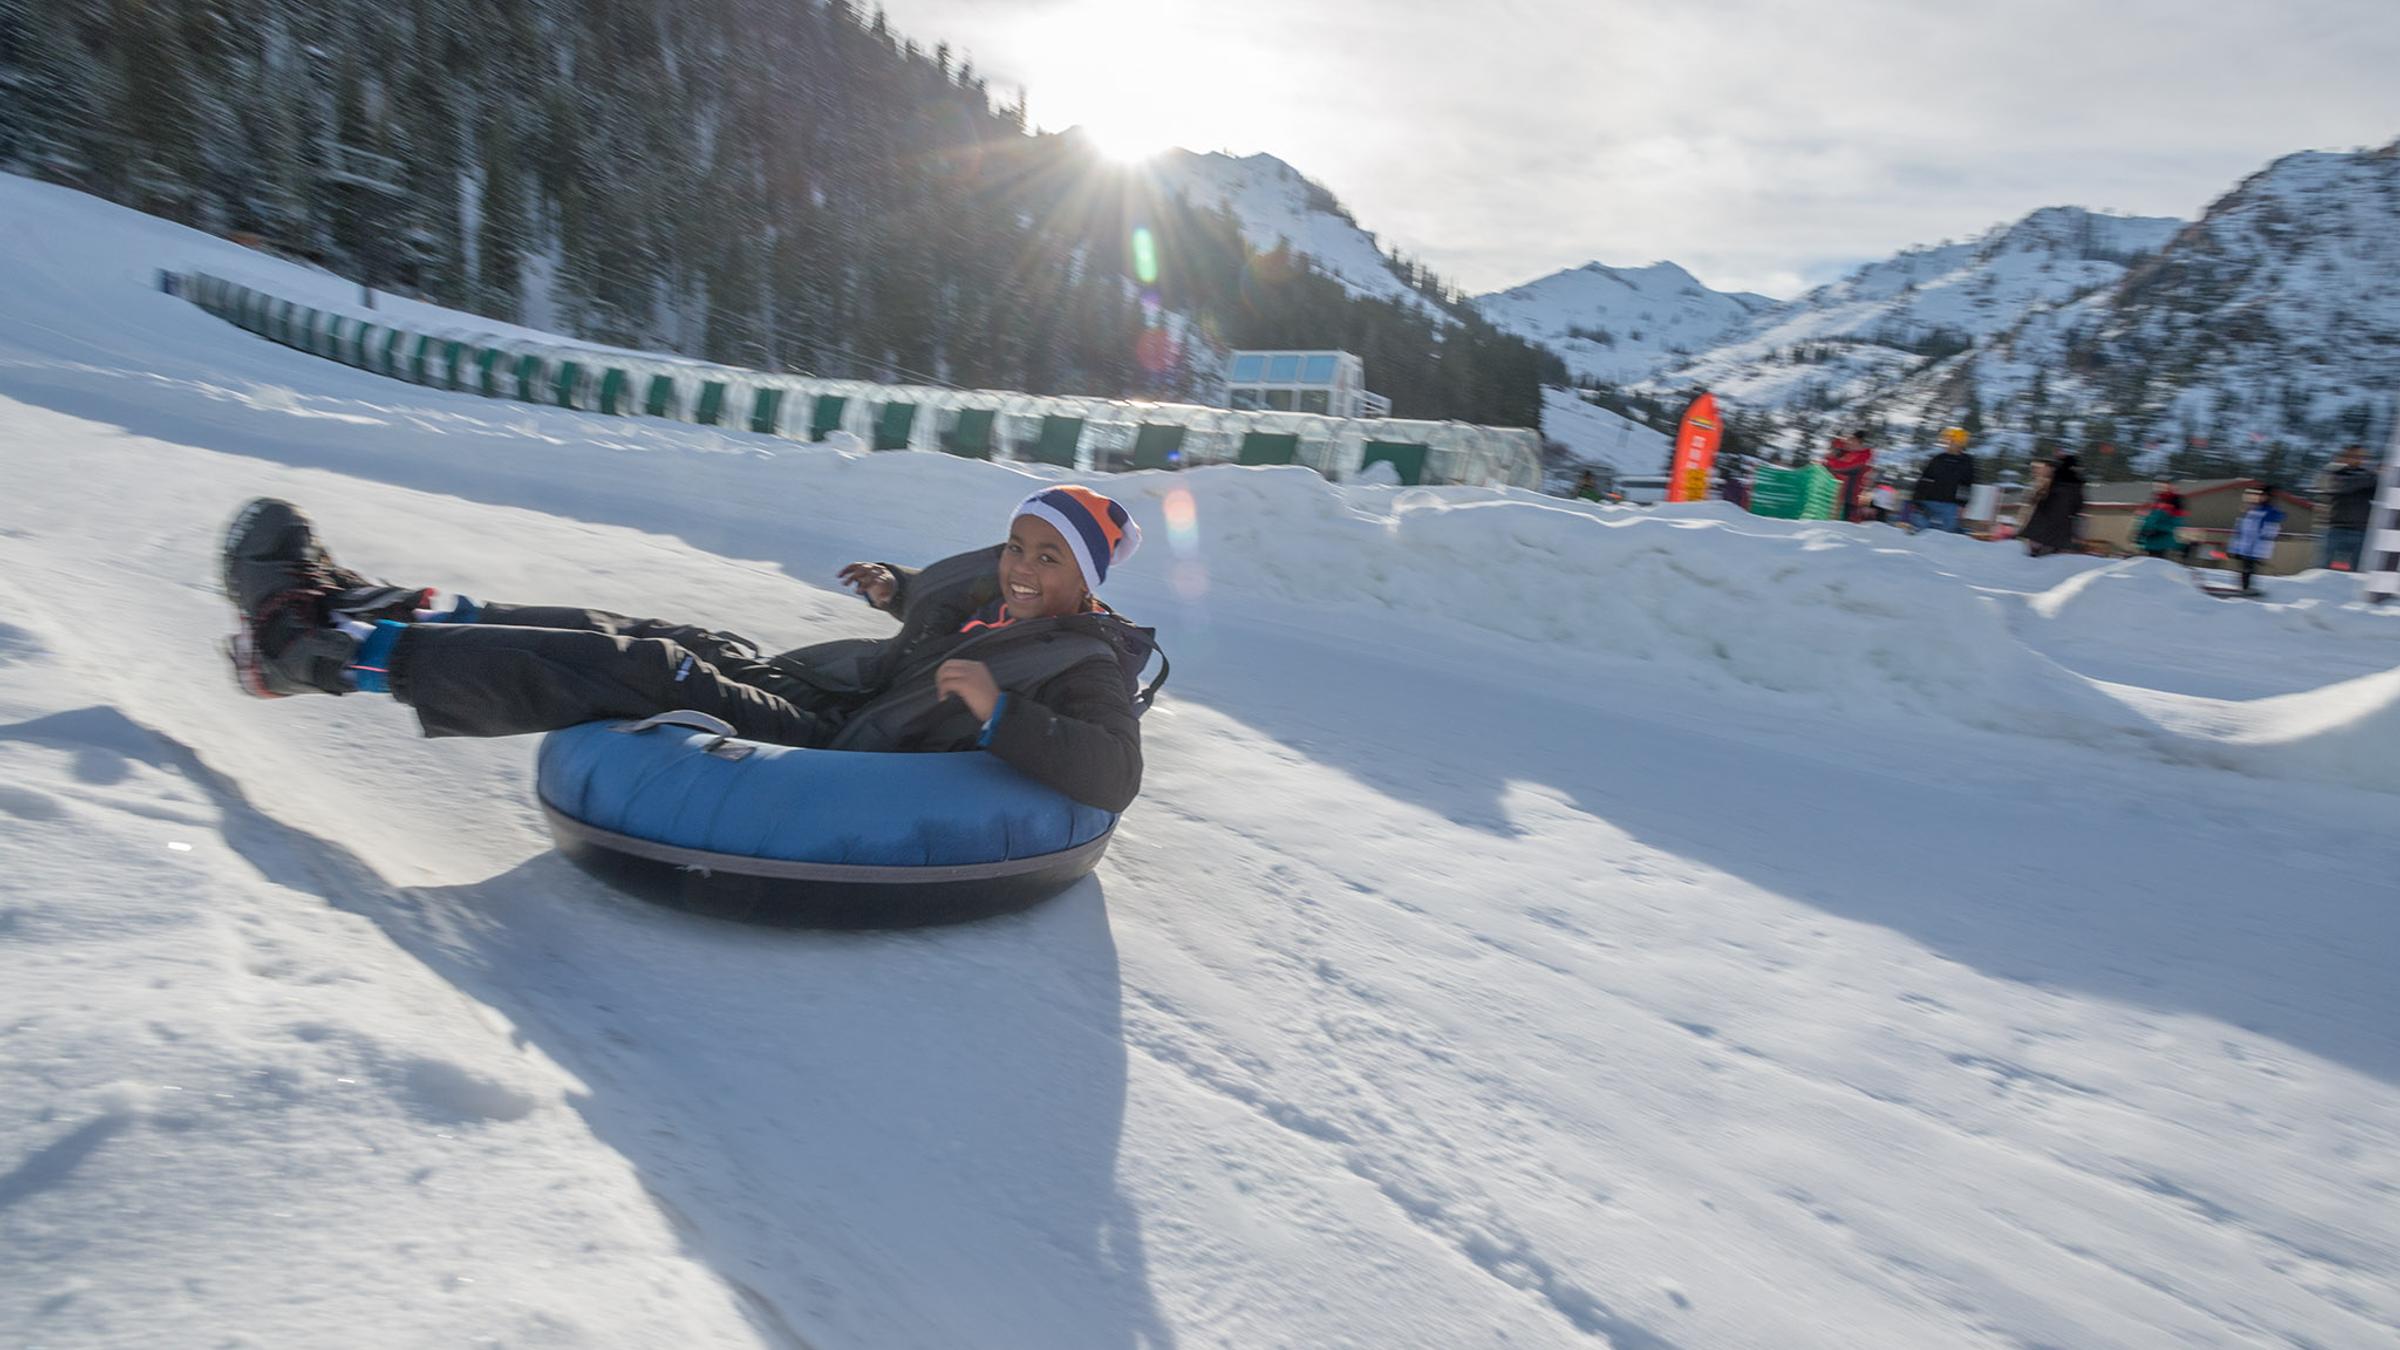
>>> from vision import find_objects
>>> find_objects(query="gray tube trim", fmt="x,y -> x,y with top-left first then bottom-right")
541,801 -> 1114,883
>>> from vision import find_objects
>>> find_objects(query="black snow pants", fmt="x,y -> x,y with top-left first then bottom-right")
383,603 -> 842,745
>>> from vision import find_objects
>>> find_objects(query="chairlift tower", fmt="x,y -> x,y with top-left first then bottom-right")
317,142 -> 407,309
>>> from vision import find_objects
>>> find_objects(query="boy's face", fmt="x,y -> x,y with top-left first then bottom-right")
2245,488 -> 2267,506
999,515 -> 1088,619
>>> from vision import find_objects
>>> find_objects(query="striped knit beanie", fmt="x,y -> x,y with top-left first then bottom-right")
1014,485 -> 1142,594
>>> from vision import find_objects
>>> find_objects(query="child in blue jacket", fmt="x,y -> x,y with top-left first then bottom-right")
2227,484 -> 2284,594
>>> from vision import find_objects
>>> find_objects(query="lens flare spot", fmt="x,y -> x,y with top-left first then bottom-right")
1162,486 -> 1200,547
1131,226 -> 1160,286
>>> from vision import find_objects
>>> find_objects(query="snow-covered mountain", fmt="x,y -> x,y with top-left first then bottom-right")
1901,143 -> 2400,462
1651,206 -> 2186,415
1472,261 -> 1775,385
1149,148 -> 1440,311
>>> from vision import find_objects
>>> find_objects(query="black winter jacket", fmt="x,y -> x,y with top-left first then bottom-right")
2323,463 -> 2377,530
1912,449 -> 1977,505
2020,467 -> 2085,554
767,546 -> 1156,813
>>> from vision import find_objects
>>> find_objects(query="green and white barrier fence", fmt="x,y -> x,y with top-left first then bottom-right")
162,271 -> 1543,490
1748,463 -> 1841,520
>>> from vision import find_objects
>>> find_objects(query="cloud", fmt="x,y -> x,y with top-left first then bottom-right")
876,0 -> 2400,297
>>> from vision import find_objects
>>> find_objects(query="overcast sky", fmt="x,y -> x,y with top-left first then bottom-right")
873,0 -> 2400,299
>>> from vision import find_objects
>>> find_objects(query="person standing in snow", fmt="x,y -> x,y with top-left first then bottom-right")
1869,481 -> 1900,524
1824,432 -> 1875,523
1716,455 -> 1751,510
1570,469 -> 1604,502
218,489 -> 1157,813
1907,427 -> 1976,533
2226,483 -> 2285,594
2133,482 -> 2190,561
2017,452 -> 2086,557
2313,445 -> 2377,571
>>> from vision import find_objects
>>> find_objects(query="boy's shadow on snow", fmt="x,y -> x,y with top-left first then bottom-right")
420,855 -> 1177,1349
0,707 -> 1173,1349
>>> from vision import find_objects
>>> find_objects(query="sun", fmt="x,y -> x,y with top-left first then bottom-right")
1075,118 -> 1180,164
1017,2 -> 1191,164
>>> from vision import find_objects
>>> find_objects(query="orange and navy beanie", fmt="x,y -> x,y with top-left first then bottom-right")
1014,486 -> 1142,594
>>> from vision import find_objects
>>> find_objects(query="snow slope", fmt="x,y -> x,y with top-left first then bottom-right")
1538,385 -> 1675,485
7,172 -> 2400,1349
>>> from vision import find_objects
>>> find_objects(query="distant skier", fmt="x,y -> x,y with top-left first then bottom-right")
1570,469 -> 1604,502
1824,432 -> 1875,522
220,490 -> 1155,812
1906,427 -> 1976,533
2018,452 -> 2085,557
2312,444 -> 2377,571
2226,483 -> 2285,594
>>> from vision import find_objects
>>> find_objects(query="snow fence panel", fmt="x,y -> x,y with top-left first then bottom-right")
1030,412 -> 1085,468
1131,422 -> 1186,470
595,365 -> 631,415
376,325 -> 406,378
1362,440 -> 1429,486
551,356 -> 594,410
473,343 -> 509,398
749,382 -> 786,435
642,370 -> 679,419
807,392 -> 846,442
312,310 -> 344,361
405,332 -> 438,385
870,397 -> 916,450
511,349 -> 548,403
943,405 -> 998,459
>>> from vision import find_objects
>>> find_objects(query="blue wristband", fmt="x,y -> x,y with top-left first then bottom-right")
976,693 -> 1010,748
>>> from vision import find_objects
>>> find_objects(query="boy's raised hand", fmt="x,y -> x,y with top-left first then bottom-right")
838,562 -> 897,608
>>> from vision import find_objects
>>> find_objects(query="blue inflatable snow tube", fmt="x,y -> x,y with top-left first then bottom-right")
536,712 -> 1119,927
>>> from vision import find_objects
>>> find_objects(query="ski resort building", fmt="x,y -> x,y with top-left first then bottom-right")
1223,349 -> 1393,419
162,273 -> 1540,490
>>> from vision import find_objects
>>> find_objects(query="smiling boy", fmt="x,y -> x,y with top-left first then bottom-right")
222,486 -> 1155,812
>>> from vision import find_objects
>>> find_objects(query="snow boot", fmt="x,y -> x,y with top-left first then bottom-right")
220,497 -> 426,698
221,498 -> 428,621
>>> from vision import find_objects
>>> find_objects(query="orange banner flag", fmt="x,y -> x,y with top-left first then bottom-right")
1668,392 -> 1723,503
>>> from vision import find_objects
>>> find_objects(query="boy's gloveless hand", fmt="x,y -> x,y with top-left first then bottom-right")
838,563 -> 896,608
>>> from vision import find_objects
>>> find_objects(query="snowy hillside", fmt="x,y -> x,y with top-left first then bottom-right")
1649,207 -> 2184,416
1151,148 -> 1438,311
8,173 -> 2400,1348
1597,145 -> 2400,465
1538,385 -> 1674,484
1921,144 -> 2400,459
1474,260 -> 1775,385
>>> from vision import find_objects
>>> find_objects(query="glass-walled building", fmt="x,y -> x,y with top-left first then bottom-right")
1224,350 -> 1393,418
